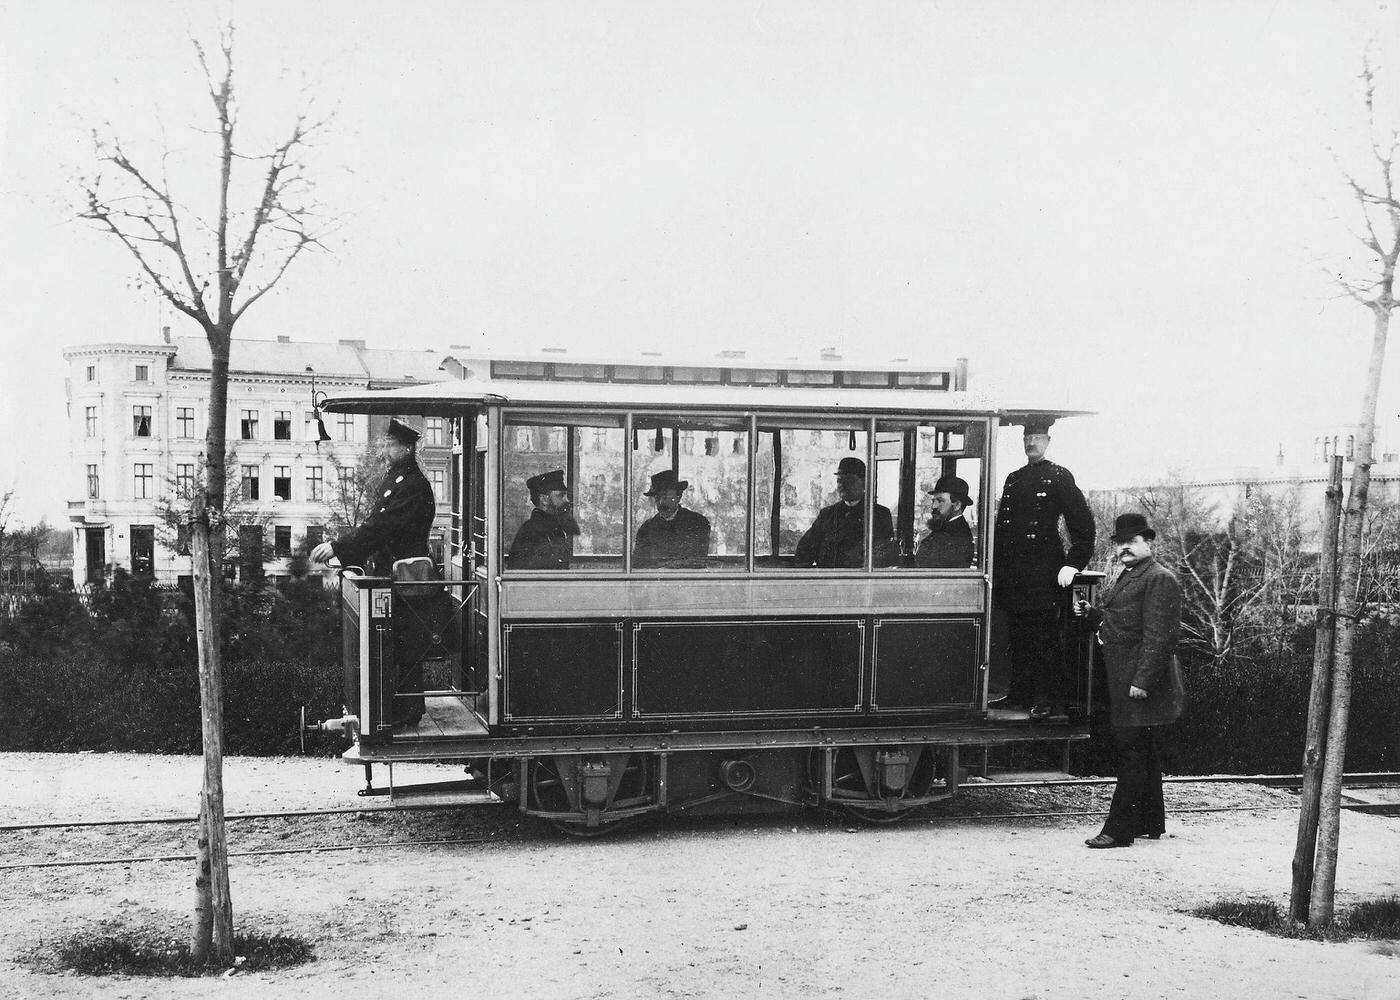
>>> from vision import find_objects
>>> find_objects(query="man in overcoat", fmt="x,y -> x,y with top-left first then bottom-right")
507,469 -> 578,570
794,457 -> 895,569
633,469 -> 711,568
1084,512 -> 1186,849
991,417 -> 1095,719
915,474 -> 975,568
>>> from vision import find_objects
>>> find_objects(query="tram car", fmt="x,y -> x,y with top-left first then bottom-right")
306,349 -> 1102,833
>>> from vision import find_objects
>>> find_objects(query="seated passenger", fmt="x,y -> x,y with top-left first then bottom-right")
915,475 -> 976,568
633,470 -> 712,568
507,469 -> 578,570
794,457 -> 895,568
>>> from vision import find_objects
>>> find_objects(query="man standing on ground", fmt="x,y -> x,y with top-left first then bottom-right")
991,417 -> 1095,721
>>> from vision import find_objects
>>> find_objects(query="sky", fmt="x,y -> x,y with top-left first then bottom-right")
1,0 -> 1398,524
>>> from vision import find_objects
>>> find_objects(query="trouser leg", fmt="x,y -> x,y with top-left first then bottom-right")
1008,607 -> 1066,707
1139,728 -> 1165,836
1102,725 -> 1155,842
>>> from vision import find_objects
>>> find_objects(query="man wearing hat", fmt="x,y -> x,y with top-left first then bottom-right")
507,469 -> 579,570
794,457 -> 895,569
1084,512 -> 1185,849
915,475 -> 976,569
991,416 -> 1095,720
633,470 -> 712,568
311,416 -> 436,576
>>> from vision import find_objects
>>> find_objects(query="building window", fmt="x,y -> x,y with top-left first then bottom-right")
85,406 -> 97,438
430,467 -> 445,498
274,410 -> 292,440
241,464 -> 260,501
273,466 -> 291,500
133,463 -> 154,499
134,364 -> 149,382
176,463 -> 195,494
1314,437 -> 1321,463
426,418 -> 445,446
86,464 -> 99,499
304,525 -> 324,549
514,427 -> 535,452
132,405 -> 152,437
176,407 -> 196,438
338,467 -> 354,495
86,364 -> 96,382
240,409 -> 259,440
306,466 -> 324,501
547,427 -> 566,452
274,525 -> 292,558
336,413 -> 354,442
176,524 -> 191,556
1346,435 -> 1355,461
1323,437 -> 1333,462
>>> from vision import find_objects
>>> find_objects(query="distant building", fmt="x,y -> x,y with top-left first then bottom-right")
63,331 -> 452,586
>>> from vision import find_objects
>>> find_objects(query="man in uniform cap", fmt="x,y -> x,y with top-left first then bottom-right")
633,469 -> 712,568
507,469 -> 579,570
794,456 -> 896,569
991,415 -> 1095,720
916,474 -> 976,569
311,416 -> 435,576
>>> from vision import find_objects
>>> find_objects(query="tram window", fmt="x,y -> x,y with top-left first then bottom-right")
872,420 -> 985,570
502,416 -> 625,571
753,421 -> 879,568
631,416 -> 748,570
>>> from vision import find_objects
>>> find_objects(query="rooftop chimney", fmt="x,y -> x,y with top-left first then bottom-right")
161,325 -> 172,344
820,347 -> 841,361
277,335 -> 291,344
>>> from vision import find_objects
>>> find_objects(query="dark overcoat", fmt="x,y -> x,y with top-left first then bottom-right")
633,506 -> 712,567
507,509 -> 574,570
1098,555 -> 1186,728
992,458 -> 1094,610
915,516 -> 975,568
794,501 -> 895,568
330,457 -> 435,576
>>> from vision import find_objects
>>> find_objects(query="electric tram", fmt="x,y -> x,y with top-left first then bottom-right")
306,349 -> 1101,832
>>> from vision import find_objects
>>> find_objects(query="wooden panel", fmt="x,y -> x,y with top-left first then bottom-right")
871,617 -> 981,712
502,622 -> 623,722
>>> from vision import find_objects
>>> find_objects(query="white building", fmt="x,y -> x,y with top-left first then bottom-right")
63,331 -> 452,586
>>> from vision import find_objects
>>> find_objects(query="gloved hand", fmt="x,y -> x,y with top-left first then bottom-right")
1057,565 -> 1078,587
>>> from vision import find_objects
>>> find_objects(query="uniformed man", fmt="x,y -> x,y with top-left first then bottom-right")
915,474 -> 975,569
991,416 -> 1095,720
794,457 -> 895,568
507,469 -> 578,570
310,416 -> 435,576
633,469 -> 712,568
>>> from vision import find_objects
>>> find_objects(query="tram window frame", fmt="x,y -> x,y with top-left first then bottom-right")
871,418 -> 988,572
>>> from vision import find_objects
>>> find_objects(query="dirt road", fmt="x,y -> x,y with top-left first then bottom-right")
0,753 -> 1396,1000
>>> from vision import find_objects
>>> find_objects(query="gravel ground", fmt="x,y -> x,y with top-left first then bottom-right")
0,752 -> 1397,1000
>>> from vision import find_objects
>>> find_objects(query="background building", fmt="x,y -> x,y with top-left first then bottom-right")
63,331 -> 451,586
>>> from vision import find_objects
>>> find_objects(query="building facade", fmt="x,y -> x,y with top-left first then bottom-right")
64,332 -> 452,586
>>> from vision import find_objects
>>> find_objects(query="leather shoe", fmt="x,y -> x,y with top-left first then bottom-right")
1085,833 -> 1131,849
1030,705 -> 1068,723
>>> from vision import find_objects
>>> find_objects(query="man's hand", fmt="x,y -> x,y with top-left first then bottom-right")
1057,566 -> 1078,587
1128,685 -> 1148,700
309,542 -> 337,566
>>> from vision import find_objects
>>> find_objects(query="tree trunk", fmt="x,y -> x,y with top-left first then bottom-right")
1309,305 -> 1390,926
1289,455 -> 1343,923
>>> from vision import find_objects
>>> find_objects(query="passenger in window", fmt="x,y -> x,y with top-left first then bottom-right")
633,470 -> 711,568
916,475 -> 975,568
507,469 -> 577,569
794,457 -> 895,568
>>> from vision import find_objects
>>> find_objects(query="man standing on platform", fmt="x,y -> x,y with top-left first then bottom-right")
991,416 -> 1095,721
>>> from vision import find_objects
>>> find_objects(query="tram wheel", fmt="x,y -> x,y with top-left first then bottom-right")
809,746 -> 938,824
548,816 -> 639,839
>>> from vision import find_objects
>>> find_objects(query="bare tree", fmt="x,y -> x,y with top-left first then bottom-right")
79,24 -> 330,965
1305,56 -> 1399,926
325,444 -> 384,537
151,448 -> 268,567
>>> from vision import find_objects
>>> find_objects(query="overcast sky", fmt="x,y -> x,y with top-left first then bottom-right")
1,0 -> 1397,524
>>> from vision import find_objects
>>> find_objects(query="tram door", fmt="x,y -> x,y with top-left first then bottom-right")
453,411 -> 490,694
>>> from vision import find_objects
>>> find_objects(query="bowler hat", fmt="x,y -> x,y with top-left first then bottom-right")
929,475 -> 972,506
835,457 -> 867,478
1110,512 -> 1156,543
386,416 -> 422,445
527,469 -> 568,495
644,469 -> 689,496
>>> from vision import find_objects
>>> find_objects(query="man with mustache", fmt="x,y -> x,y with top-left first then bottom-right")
794,457 -> 895,569
507,469 -> 579,570
915,474 -> 975,569
633,469 -> 711,568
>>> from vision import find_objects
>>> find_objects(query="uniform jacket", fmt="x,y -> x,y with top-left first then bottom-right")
915,515 -> 975,569
507,509 -> 574,570
1098,555 -> 1186,728
993,458 -> 1095,610
794,501 -> 895,568
330,457 -> 435,576
633,507 -> 712,568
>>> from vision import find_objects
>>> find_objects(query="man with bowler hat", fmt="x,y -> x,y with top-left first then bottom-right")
633,469 -> 712,568
1084,512 -> 1185,848
794,457 -> 895,569
991,415 -> 1095,720
508,469 -> 578,570
916,474 -> 976,569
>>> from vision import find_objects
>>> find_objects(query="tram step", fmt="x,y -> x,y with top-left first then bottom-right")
388,786 -> 500,808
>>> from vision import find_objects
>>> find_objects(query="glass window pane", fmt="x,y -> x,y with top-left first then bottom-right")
631,417 -> 748,570
671,366 -> 723,384
873,420 -> 986,570
785,370 -> 836,387
894,371 -> 951,389
841,371 -> 890,387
